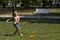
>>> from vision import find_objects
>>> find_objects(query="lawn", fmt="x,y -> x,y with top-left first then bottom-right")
0,19 -> 60,40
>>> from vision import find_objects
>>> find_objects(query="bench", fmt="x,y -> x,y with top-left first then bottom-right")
34,8 -> 50,16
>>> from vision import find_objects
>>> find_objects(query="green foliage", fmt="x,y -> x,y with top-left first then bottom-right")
0,0 -> 3,4
0,0 -> 59,7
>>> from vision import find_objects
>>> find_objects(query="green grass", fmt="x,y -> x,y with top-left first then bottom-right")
0,20 -> 60,40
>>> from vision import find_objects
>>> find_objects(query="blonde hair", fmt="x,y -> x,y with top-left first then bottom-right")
13,10 -> 18,17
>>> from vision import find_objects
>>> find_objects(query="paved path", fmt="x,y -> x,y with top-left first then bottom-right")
0,15 -> 60,19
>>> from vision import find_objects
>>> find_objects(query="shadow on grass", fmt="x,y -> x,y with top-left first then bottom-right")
27,19 -> 60,24
0,33 -> 15,36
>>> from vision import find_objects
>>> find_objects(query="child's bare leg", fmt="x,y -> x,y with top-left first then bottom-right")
13,29 -> 18,35
17,28 -> 21,35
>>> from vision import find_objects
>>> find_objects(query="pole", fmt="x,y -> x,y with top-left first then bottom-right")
42,0 -> 45,8
12,0 -> 16,16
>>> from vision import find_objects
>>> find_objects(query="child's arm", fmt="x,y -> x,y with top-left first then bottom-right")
6,19 -> 11,22
6,17 -> 13,22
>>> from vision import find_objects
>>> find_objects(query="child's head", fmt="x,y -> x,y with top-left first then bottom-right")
13,10 -> 18,17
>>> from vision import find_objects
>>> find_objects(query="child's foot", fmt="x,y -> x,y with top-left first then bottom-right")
20,34 -> 23,36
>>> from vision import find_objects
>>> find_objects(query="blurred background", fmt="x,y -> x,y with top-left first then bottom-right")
0,0 -> 60,16
0,1 -> 60,40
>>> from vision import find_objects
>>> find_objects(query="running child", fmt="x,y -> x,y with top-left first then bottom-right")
6,10 -> 23,36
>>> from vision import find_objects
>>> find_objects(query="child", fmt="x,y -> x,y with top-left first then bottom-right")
6,10 -> 23,36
